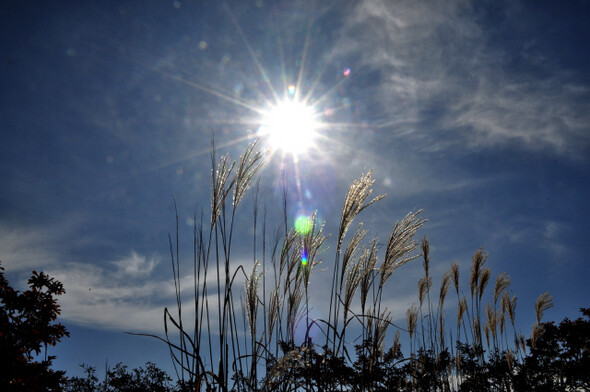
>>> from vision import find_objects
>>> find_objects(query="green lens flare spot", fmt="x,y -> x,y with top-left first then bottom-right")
294,215 -> 313,235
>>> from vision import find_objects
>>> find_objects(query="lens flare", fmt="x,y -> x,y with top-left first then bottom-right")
301,248 -> 308,266
294,215 -> 313,235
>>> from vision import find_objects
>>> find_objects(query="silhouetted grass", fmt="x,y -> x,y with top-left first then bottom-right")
134,140 -> 554,392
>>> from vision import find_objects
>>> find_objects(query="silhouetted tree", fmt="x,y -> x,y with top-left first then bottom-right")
105,362 -> 172,392
64,365 -> 100,392
64,362 -> 178,392
0,261 -> 69,391
515,307 -> 590,391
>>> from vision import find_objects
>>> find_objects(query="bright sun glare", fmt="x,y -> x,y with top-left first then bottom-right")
259,100 -> 319,157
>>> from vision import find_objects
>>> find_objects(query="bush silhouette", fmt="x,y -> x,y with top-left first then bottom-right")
64,362 -> 178,392
0,261 -> 69,391
515,307 -> 590,391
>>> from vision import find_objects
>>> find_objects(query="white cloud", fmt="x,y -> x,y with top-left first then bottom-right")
112,250 -> 159,277
338,0 -> 590,156
47,256 -> 254,333
0,224 -> 62,271
47,261 -> 168,332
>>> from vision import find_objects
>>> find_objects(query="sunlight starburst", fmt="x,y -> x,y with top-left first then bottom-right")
258,100 -> 319,158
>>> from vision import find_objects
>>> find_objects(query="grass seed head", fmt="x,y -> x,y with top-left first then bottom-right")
494,273 -> 511,305
535,292 -> 553,324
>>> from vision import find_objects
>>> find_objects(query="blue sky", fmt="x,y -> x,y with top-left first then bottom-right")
1,0 -> 589,379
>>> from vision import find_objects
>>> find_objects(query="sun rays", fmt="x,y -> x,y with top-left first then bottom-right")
132,2 -> 366,166
258,97 -> 320,159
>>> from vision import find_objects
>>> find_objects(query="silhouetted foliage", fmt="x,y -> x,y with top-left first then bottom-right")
64,363 -> 177,392
256,307 -> 589,391
59,306 -> 590,391
106,362 -> 172,392
454,342 -> 490,391
0,261 -> 69,392
64,365 -> 100,392
261,341 -> 352,391
514,307 -> 590,391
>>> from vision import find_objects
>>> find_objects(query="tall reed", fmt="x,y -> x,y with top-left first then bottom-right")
133,141 -> 553,392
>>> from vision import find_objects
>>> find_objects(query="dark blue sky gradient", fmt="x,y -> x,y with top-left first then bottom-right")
1,0 -> 589,378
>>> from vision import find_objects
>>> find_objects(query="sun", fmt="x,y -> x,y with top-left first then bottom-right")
258,99 -> 319,158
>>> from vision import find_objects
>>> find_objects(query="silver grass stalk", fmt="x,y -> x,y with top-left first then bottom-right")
301,212 -> 328,288
337,170 -> 385,253
493,273 -> 510,305
359,239 -> 378,312
232,140 -> 265,208
366,307 -> 374,332
439,312 -> 445,348
286,282 -> 304,341
392,329 -> 401,357
418,276 -> 431,306
478,267 -> 491,301
379,210 -> 426,290
451,261 -> 460,296
374,309 -> 392,360
343,254 -> 364,319
439,272 -> 451,312
506,350 -> 514,372
457,296 -> 467,328
473,317 -> 481,348
245,261 -> 262,337
407,305 -> 418,340
267,286 -> 281,342
279,229 -> 298,280
341,223 -> 367,286
469,248 -> 488,299
211,153 -> 235,226
514,334 -> 521,355
501,291 -> 510,317
421,236 -> 430,278
531,322 -> 543,350
535,292 -> 553,324
486,302 -> 498,342
504,293 -> 517,327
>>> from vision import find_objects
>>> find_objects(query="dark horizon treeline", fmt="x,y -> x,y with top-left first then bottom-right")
57,306 -> 589,392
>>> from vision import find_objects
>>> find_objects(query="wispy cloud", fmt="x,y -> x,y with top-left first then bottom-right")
47,254 -> 254,333
0,224 -> 62,271
111,250 -> 160,277
486,216 -> 573,262
338,0 -> 590,156
48,260 -> 170,333
448,76 -> 590,154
